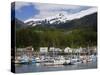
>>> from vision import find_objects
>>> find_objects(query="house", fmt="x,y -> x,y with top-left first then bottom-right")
64,47 -> 72,53
40,47 -> 48,53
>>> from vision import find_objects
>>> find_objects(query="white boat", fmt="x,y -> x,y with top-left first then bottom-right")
35,57 -> 42,63
20,55 -> 29,64
70,58 -> 82,64
54,57 -> 66,65
43,56 -> 66,66
63,57 -> 82,65
63,58 -> 73,65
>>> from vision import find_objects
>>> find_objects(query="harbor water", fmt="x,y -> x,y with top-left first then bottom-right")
15,61 -> 97,73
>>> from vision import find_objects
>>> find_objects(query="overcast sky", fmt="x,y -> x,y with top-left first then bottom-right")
14,2 -> 97,21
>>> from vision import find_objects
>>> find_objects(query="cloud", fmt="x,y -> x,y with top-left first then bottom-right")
15,2 -> 97,21
33,3 -> 81,11
67,7 -> 97,20
31,3 -> 96,19
15,2 -> 31,10
32,3 -> 84,19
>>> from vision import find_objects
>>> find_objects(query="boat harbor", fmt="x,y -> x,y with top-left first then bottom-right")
13,46 -> 97,73
14,46 -> 97,65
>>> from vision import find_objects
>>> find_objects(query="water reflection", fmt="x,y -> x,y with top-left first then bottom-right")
15,61 -> 97,73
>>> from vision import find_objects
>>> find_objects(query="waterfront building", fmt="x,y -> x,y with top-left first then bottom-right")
64,47 -> 71,53
15,46 -> 34,60
40,47 -> 48,53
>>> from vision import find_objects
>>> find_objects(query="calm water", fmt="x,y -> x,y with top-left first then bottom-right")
15,62 -> 97,73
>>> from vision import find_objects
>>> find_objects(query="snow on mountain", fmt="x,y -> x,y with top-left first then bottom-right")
24,7 -> 97,27
24,13 -> 68,26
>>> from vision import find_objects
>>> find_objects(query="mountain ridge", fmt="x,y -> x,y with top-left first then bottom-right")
14,12 -> 97,30
24,12 -> 97,27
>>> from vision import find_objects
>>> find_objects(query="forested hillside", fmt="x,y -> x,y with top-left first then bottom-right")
15,13 -> 97,51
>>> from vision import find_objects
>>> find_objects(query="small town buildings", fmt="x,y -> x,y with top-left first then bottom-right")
49,47 -> 62,52
15,46 -> 34,60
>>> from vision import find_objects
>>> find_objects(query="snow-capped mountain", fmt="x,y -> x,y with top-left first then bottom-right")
24,13 -> 68,26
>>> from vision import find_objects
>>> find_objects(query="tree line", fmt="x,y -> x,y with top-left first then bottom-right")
16,26 -> 97,51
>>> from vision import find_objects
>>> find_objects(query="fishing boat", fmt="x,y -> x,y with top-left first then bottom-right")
20,55 -> 29,64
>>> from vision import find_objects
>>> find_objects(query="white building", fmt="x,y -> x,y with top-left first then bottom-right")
55,48 -> 62,52
64,47 -> 72,53
49,47 -> 55,51
49,47 -> 62,52
40,47 -> 48,53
